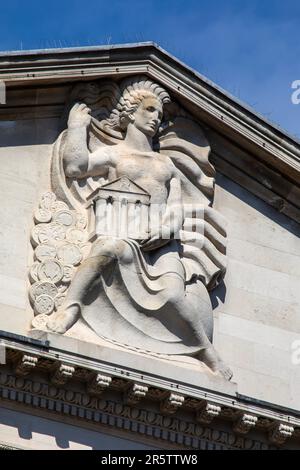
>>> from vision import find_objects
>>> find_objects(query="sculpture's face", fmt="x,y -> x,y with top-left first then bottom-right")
132,97 -> 163,137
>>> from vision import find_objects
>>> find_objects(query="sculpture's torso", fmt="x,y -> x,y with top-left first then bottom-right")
109,146 -> 175,204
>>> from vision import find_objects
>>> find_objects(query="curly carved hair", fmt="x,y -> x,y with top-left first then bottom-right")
108,76 -> 171,130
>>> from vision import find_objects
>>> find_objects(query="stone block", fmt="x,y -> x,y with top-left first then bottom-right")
213,285 -> 300,334
227,237 -> 300,278
225,259 -> 300,304
217,312 -> 300,352
231,366 -> 291,408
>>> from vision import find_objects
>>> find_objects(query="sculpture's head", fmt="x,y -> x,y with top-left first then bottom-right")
120,92 -> 163,137
116,76 -> 170,137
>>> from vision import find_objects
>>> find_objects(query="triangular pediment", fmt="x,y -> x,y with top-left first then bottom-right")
0,42 -> 299,224
86,177 -> 150,202
100,177 -> 149,196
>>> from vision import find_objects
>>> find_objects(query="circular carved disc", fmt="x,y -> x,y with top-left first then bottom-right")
54,293 -> 66,310
57,243 -> 82,266
29,261 -> 40,283
35,243 -> 57,262
38,223 -> 66,244
31,314 -> 49,329
30,281 -> 58,301
66,227 -> 86,244
34,294 -> 55,315
53,210 -> 75,227
62,264 -> 75,283
40,192 -> 56,210
38,259 -> 64,284
30,223 -> 48,247
50,201 -> 69,213
34,208 -> 52,224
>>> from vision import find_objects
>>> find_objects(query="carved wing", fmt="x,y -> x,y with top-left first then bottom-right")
52,80 -> 123,210
158,117 -> 227,290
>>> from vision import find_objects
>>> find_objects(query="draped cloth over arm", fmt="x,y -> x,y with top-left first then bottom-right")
158,117 -> 227,290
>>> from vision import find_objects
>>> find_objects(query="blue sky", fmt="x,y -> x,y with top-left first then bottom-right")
1,0 -> 300,137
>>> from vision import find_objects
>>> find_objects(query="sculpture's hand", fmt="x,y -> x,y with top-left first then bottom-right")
140,226 -> 171,252
68,103 -> 92,129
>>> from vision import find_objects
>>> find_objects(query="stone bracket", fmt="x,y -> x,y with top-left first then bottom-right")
124,383 -> 149,406
160,392 -> 185,415
51,363 -> 75,386
87,373 -> 112,396
233,413 -> 258,435
197,402 -> 221,424
2,341 -> 300,445
269,423 -> 295,445
15,354 -> 38,376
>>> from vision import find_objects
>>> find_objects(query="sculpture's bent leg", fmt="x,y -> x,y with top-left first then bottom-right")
47,237 -> 128,334
186,281 -> 214,342
162,275 -> 233,380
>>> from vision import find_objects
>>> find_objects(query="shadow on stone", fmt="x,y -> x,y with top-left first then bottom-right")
210,280 -> 227,310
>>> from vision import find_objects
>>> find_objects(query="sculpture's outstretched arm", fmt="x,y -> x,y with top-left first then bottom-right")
64,103 -> 112,179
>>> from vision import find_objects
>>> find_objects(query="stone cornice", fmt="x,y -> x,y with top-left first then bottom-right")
0,383 -> 276,451
0,441 -> 19,450
0,332 -> 299,448
0,43 -> 299,224
0,43 -> 299,173
0,367 -> 296,450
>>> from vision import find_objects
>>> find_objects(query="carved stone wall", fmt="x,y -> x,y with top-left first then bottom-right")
0,44 -> 299,449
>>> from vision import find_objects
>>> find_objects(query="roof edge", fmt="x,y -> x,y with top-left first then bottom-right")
0,41 -> 298,147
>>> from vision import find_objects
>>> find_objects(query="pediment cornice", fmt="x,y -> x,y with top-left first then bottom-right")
0,42 -> 299,223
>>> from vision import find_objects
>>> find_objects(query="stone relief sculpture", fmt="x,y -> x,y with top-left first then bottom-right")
29,75 -> 232,380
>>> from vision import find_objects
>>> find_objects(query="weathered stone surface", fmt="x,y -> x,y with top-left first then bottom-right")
28,75 -> 232,381
197,403 -> 221,424
124,383 -> 149,405
0,43 -> 299,450
28,330 -> 238,396
15,354 -> 38,376
160,393 -> 185,415
233,414 -> 258,435
87,373 -> 112,396
51,363 -> 75,386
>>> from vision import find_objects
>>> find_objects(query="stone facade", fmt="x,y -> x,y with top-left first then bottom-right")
0,43 -> 299,450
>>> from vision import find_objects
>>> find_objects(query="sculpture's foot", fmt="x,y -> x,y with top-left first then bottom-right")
198,346 -> 233,381
47,305 -> 80,334
214,362 -> 233,381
